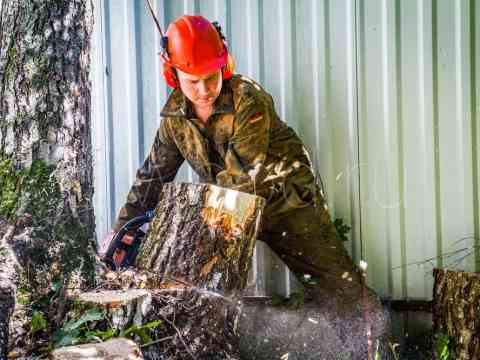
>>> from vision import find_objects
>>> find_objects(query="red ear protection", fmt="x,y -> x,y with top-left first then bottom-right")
162,60 -> 179,88
222,53 -> 235,80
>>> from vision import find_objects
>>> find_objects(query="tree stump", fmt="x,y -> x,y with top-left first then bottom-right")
433,268 -> 480,359
136,183 -> 265,293
78,289 -> 152,330
143,288 -> 240,360
75,286 -> 240,360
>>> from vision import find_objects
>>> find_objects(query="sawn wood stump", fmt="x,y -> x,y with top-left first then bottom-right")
433,268 -> 480,360
136,182 -> 265,293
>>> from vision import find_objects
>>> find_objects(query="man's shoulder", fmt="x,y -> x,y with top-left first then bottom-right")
228,74 -> 271,108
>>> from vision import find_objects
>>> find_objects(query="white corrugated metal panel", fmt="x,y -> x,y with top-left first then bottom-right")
474,0 -> 480,281
91,0 -> 111,235
396,0 -> 437,303
91,0 -> 480,300
355,0 -> 479,299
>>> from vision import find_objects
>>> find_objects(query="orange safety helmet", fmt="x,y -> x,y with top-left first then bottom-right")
162,16 -> 235,88
145,2 -> 234,87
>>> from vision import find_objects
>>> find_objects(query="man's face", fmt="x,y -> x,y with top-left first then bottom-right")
176,68 -> 223,109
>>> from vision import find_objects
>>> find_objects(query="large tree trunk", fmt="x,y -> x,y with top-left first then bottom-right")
137,182 -> 265,293
433,268 -> 480,360
0,0 -> 96,356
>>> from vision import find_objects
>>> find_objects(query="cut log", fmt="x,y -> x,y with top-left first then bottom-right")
51,338 -> 143,359
433,268 -> 480,359
136,183 -> 265,293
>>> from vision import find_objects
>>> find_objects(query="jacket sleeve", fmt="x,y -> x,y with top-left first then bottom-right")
113,120 -> 184,231
216,96 -> 272,195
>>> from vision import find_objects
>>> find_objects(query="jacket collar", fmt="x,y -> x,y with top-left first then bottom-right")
160,80 -> 234,118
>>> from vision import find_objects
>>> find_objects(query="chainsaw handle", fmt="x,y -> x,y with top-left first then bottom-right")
103,210 -> 155,271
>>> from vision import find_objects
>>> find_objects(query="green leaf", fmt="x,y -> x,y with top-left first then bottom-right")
433,332 -> 450,360
53,329 -> 80,347
51,279 -> 62,293
134,328 -> 152,344
16,291 -> 30,305
333,218 -> 351,242
271,293 -> 286,306
83,334 -> 102,343
120,321 -> 161,344
31,311 -> 48,335
85,328 -> 117,341
374,339 -> 381,360
0,247 -> 8,257
62,308 -> 105,332
143,320 -> 161,329
286,291 -> 304,309
271,291 -> 304,309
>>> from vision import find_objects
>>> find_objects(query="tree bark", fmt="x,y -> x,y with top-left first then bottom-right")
144,288 -> 240,360
433,268 -> 480,360
0,0 -> 96,356
0,222 -> 18,359
137,182 -> 265,293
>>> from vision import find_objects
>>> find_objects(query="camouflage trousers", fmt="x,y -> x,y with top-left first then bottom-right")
259,193 -> 362,287
258,194 -> 384,320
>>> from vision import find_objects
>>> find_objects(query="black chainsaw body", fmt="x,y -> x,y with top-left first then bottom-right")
103,210 -> 155,271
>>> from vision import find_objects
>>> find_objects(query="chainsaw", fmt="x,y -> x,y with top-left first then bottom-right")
103,210 -> 155,271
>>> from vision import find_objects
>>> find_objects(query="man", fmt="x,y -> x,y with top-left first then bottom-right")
103,15 -> 369,306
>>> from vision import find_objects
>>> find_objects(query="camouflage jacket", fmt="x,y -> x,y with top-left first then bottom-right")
114,74 -> 320,233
